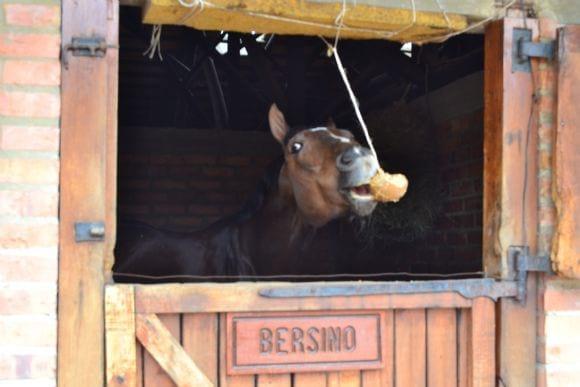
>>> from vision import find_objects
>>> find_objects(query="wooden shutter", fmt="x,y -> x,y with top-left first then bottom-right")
553,25 -> 580,278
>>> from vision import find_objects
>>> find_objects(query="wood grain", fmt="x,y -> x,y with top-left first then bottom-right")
143,314 -> 180,387
135,283 -> 471,313
136,314 -> 213,387
554,25 -> 580,278
471,298 -> 495,387
457,308 -> 471,387
293,373 -> 328,387
361,310 -> 394,387
256,374 -> 291,387
327,371 -> 360,387
395,309 -> 426,387
58,1 -> 116,386
182,313 -> 219,385
426,309 -> 457,387
105,285 -> 137,387
219,313 -> 255,387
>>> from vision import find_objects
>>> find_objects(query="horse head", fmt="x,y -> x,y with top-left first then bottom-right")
269,104 -> 378,228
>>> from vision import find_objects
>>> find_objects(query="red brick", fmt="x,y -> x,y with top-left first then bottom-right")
118,204 -> 149,215
0,126 -> 59,151
0,254 -> 57,283
188,205 -> 221,215
467,230 -> 482,245
0,33 -> 60,58
183,155 -> 216,164
4,4 -> 60,27
443,198 -> 463,213
446,232 -> 466,245
191,181 -> 222,191
0,316 -> 56,347
0,91 -> 60,118
2,60 -> 60,86
203,167 -> 234,177
0,353 -> 56,380
0,222 -> 58,248
0,190 -> 58,217
0,158 -> 59,184
0,284 -> 56,315
153,204 -> 185,215
220,156 -> 251,166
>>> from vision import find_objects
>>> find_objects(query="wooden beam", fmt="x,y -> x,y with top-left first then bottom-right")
58,1 -> 118,386
133,282 -> 472,314
105,285 -> 137,387
483,16 -> 539,387
136,313 -> 214,387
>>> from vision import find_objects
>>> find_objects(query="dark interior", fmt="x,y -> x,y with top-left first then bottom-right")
116,6 -> 485,280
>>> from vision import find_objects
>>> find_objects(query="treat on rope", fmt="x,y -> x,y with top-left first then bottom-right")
369,168 -> 409,203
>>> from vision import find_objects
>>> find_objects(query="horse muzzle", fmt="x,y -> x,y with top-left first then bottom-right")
337,146 -> 379,216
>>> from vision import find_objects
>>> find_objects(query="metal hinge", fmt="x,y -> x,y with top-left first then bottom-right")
508,246 -> 552,303
75,222 -> 105,242
62,36 -> 118,69
512,28 -> 556,73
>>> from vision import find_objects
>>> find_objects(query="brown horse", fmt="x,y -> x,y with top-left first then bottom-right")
113,104 -> 379,281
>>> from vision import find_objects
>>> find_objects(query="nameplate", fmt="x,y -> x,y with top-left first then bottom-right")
226,311 -> 384,375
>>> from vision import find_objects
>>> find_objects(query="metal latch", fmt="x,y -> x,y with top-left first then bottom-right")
513,28 -> 555,72
508,246 -> 552,303
75,222 -> 105,242
62,37 -> 117,69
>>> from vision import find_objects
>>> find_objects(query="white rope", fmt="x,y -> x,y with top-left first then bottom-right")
322,37 -> 378,161
143,24 -> 163,60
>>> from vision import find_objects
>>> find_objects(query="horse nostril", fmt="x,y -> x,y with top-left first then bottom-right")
339,147 -> 361,166
340,154 -> 354,165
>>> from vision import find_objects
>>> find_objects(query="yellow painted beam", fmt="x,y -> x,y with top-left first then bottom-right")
144,0 -> 470,42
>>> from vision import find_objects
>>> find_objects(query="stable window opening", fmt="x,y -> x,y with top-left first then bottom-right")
113,6 -> 485,283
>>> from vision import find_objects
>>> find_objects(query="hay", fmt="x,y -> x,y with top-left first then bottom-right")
358,102 -> 443,245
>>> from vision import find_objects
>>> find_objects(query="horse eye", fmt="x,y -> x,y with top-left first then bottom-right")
290,142 -> 303,154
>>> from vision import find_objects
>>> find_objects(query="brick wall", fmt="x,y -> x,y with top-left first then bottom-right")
537,278 -> 580,386
378,108 -> 483,274
118,128 -> 280,230
0,1 -> 60,386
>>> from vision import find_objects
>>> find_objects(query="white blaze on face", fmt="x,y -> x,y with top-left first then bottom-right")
308,127 -> 352,143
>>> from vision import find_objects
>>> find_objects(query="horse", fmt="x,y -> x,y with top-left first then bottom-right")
113,104 -> 379,282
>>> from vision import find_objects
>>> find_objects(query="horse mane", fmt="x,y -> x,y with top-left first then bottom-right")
204,155 -> 285,230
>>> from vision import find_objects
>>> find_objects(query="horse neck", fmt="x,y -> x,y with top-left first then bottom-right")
237,169 -> 312,274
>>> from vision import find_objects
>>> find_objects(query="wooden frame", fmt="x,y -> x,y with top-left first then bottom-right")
56,3 -> 543,386
105,283 -> 496,387
58,1 -> 119,386
483,14 -> 540,387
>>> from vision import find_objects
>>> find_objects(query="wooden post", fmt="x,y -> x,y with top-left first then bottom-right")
471,298 -> 495,387
58,1 -> 119,386
105,285 -> 137,387
483,14 -> 539,387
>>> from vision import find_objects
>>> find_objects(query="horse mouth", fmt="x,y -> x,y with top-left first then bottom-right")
348,184 -> 373,200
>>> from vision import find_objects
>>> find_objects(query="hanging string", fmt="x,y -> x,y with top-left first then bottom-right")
143,24 -> 163,60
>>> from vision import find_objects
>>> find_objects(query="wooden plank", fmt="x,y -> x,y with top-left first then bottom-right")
136,314 -> 213,387
394,309 -> 426,387
104,0 -> 120,282
426,309 -> 457,387
136,342 -> 144,387
143,314 -> 180,387
457,309 -> 471,387
182,314 -> 219,385
483,16 -> 539,387
471,298 -> 495,387
58,1 -> 116,386
327,371 -> 360,387
106,285 -> 137,387
361,310 -> 394,387
135,283 -> 471,314
219,313 -> 254,387
293,373 -> 328,387
256,374 -> 291,387
554,25 -> 580,278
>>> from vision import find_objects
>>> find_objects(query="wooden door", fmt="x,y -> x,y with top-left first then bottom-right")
105,283 -> 496,387
553,25 -> 580,279
58,1 -> 119,386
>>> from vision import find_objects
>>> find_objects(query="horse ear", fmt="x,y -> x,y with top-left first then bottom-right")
268,103 -> 289,144
326,117 -> 337,130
